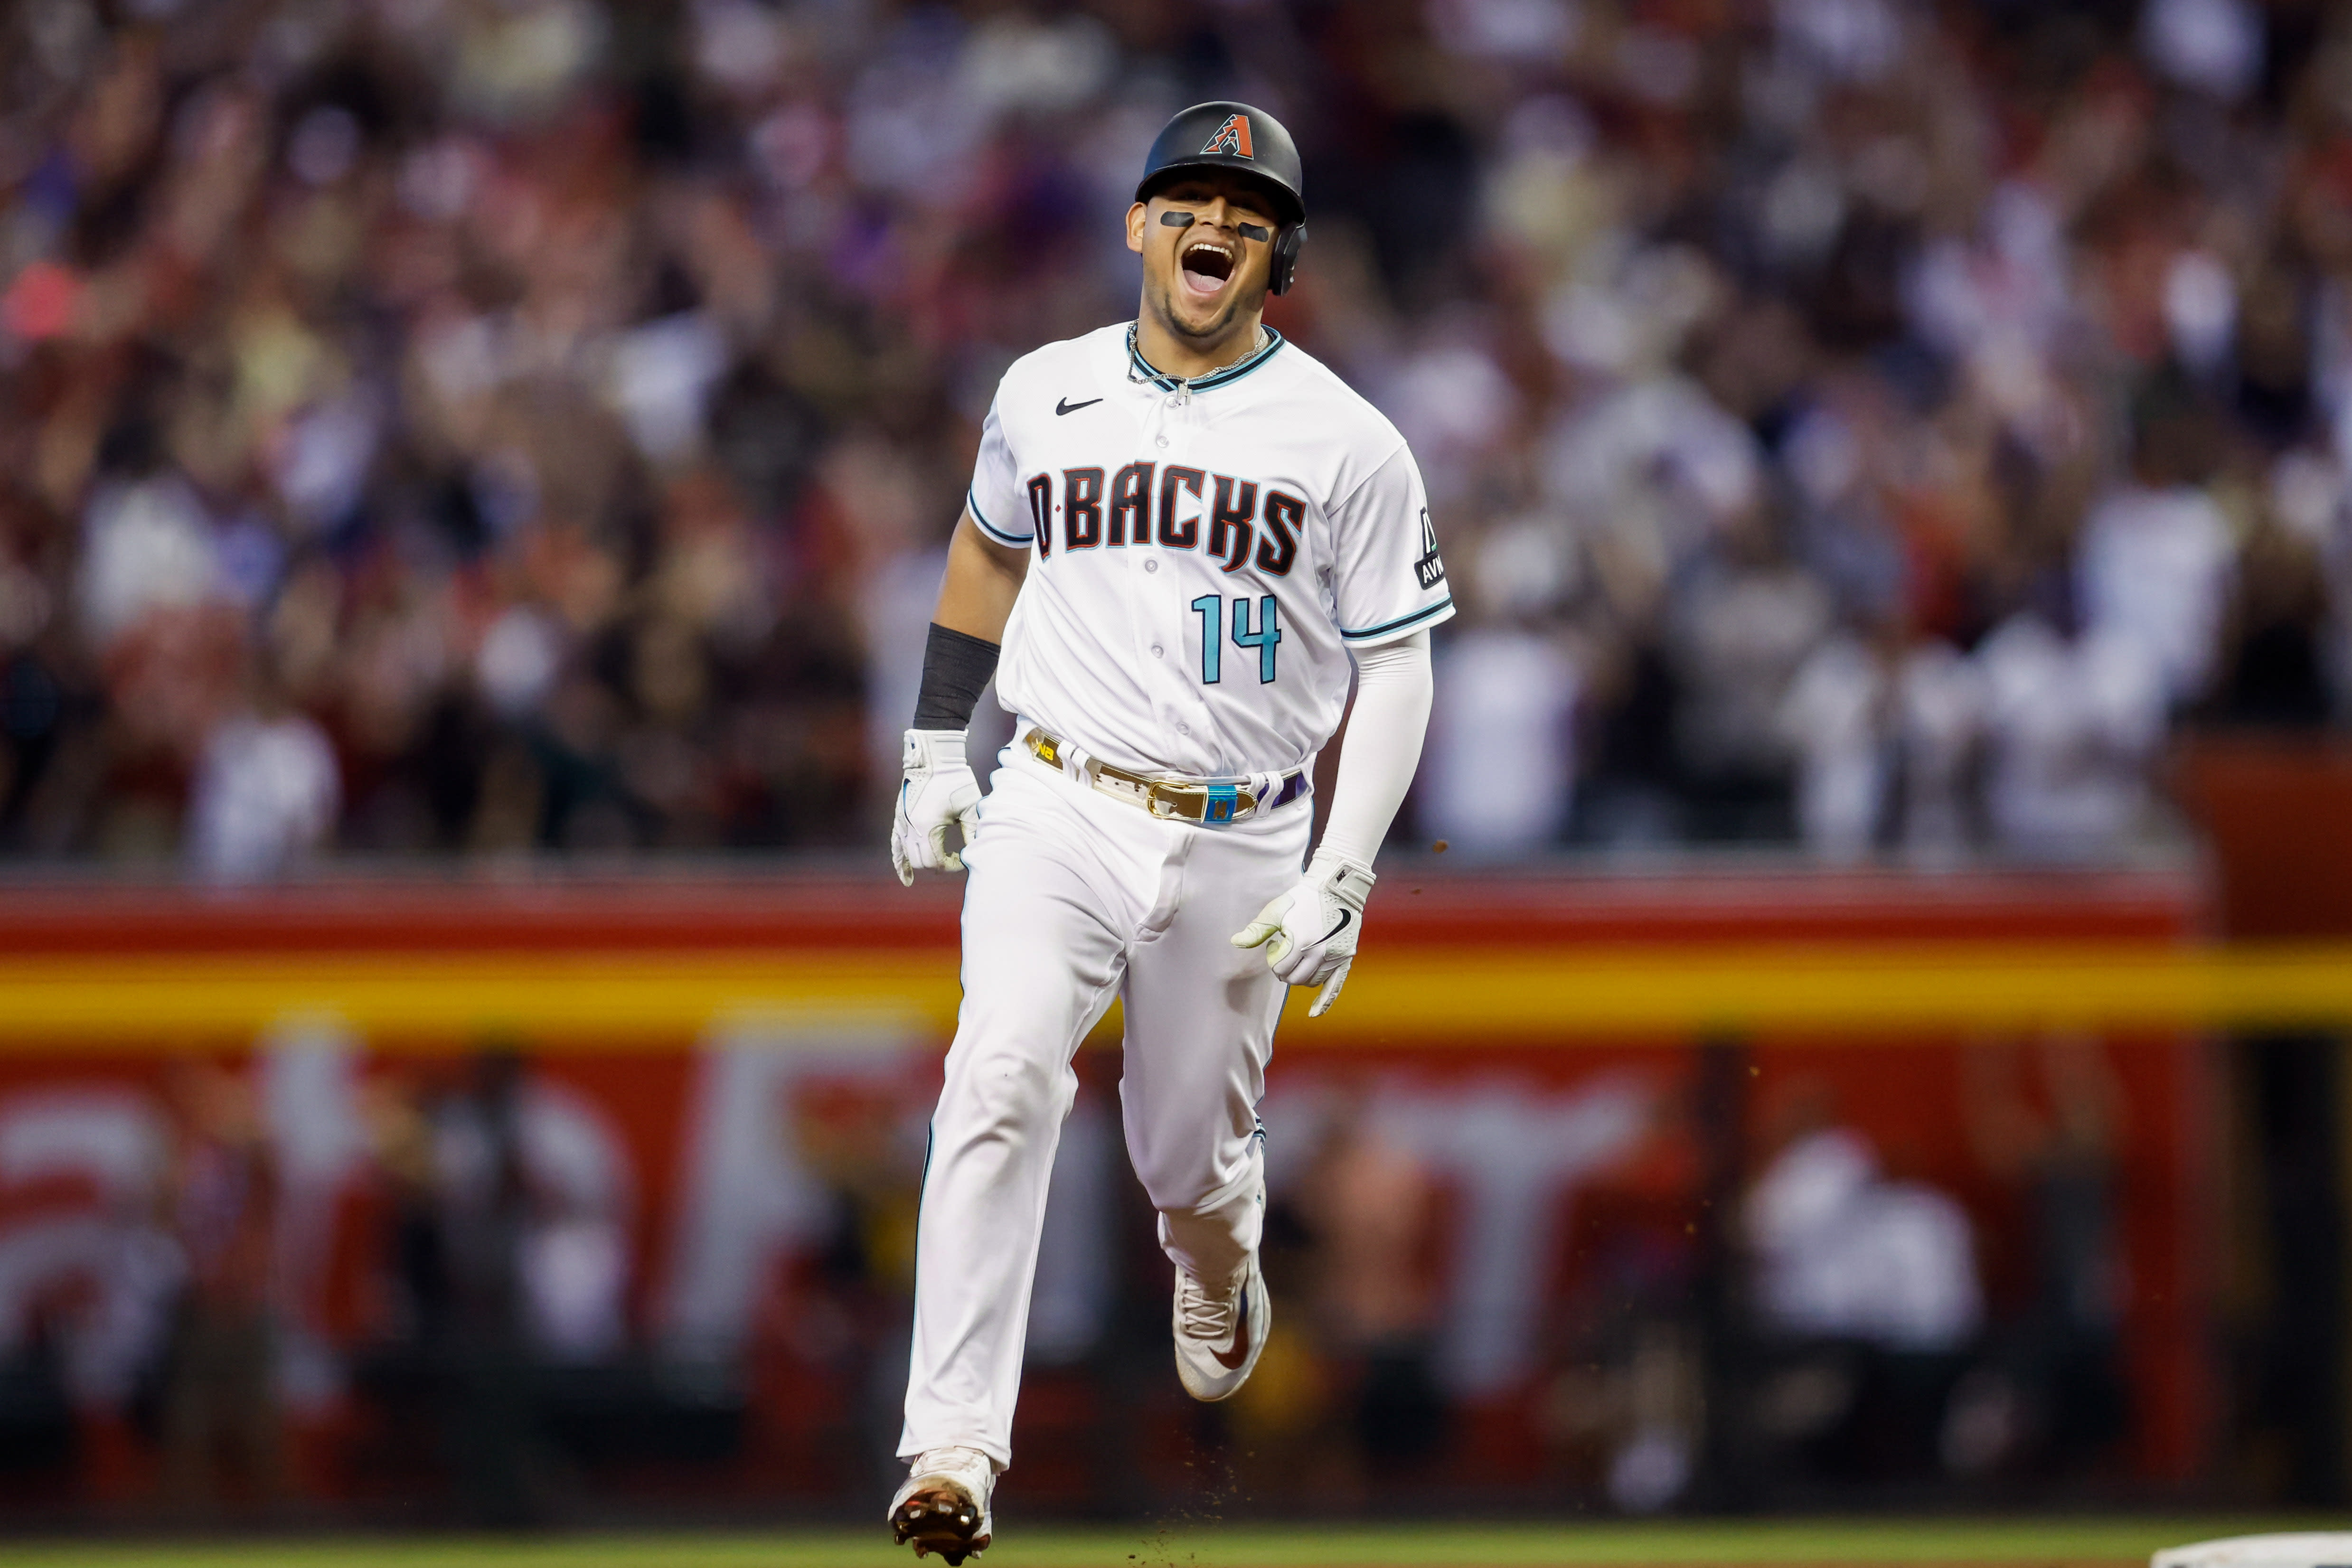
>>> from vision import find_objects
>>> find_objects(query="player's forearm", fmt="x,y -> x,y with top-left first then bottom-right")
1314,630 -> 1433,868
933,512 -> 1028,645
912,513 -> 1029,732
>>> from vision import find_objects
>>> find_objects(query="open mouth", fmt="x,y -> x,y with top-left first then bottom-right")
1180,239 -> 1235,296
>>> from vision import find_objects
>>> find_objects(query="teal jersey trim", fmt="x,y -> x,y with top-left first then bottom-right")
1126,323 -> 1286,395
968,486 -> 1028,546
1341,595 -> 1454,642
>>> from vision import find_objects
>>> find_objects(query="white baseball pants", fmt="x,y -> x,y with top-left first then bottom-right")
898,742 -> 1309,1470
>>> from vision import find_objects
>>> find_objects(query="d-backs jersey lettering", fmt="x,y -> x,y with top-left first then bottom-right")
967,324 -> 1453,779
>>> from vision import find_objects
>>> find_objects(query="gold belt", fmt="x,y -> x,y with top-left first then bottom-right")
1025,729 -> 1302,825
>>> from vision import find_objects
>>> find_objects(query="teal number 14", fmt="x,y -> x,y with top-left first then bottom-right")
1191,593 -> 1282,684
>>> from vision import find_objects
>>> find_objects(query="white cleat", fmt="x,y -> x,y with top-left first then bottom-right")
1172,1254 -> 1270,1401
888,1446 -> 995,1564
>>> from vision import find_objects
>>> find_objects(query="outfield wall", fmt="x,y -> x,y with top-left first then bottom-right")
0,867 -> 2280,1506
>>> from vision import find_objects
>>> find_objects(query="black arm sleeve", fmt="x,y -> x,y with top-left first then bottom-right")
912,622 -> 1002,730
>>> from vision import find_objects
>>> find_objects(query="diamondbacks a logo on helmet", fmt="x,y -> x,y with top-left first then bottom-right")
1201,114 -> 1253,159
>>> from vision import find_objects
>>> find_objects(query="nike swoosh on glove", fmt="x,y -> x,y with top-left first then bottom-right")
1231,850 -> 1375,1017
891,729 -> 982,886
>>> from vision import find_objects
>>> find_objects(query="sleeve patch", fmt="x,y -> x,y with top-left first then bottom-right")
1413,506 -> 1447,589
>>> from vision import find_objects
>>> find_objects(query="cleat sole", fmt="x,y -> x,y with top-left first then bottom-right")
892,1488 -> 988,1564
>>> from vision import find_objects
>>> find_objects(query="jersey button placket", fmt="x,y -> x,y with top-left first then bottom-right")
1138,408 -> 1176,686
1156,398 -> 1203,760
1157,387 -> 1195,453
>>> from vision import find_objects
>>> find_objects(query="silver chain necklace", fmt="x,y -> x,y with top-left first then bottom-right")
1129,322 -> 1269,398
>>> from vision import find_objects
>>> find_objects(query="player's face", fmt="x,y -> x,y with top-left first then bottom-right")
1127,174 -> 1283,345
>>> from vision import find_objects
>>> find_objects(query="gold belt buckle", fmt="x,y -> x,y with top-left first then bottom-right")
1030,729 -> 1256,823
1147,782 -> 1198,821
1157,779 -> 1255,823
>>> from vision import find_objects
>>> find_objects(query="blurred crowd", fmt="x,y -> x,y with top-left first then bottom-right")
0,1042 -> 2138,1517
1236,1041 -> 2133,1510
0,1050 -> 912,1520
2,0 -> 2351,873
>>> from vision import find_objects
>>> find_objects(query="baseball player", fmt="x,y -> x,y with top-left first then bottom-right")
885,101 -> 1451,1563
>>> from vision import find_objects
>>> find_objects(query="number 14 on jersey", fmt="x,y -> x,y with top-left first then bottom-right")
1192,593 -> 1281,685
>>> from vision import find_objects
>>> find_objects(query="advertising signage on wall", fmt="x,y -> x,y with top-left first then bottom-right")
0,870 -> 2226,1506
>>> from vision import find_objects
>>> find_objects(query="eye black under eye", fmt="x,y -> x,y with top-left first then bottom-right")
1236,222 -> 1271,242
1159,211 -> 1195,228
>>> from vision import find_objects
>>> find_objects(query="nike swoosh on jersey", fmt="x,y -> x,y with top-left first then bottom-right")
1055,397 -> 1103,415
1212,1285 -> 1254,1370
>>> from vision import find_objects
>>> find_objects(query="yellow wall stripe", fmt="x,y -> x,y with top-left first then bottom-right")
0,941 -> 2348,1049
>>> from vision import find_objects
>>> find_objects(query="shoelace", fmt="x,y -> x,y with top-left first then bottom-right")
1176,1272 -> 1239,1341
912,1447 -> 984,1483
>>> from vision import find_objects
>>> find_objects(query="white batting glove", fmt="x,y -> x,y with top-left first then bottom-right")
1231,850 -> 1375,1017
891,729 -> 982,886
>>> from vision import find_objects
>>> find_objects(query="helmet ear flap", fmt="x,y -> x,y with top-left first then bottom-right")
1270,223 -> 1306,296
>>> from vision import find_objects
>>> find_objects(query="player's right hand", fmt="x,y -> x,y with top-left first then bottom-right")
892,729 -> 982,886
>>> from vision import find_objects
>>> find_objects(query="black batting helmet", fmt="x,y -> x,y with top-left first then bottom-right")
1134,102 -> 1308,295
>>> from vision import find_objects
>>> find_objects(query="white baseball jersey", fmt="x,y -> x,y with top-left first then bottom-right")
966,322 -> 1453,779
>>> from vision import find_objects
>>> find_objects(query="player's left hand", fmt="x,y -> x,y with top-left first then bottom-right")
1231,850 -> 1375,1017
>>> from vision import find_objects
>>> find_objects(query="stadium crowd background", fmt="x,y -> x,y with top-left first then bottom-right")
1,0 -> 2347,877
0,0 -> 2340,1524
